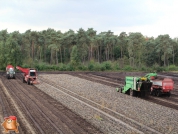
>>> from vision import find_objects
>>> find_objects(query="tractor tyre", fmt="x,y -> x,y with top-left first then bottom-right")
23,78 -> 25,83
150,89 -> 154,96
119,88 -> 123,93
28,79 -> 30,85
156,90 -> 162,97
167,92 -> 171,97
151,89 -> 156,96
130,89 -> 133,96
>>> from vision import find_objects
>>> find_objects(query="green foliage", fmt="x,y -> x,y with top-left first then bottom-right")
102,61 -> 112,70
167,65 -> 178,71
112,63 -> 120,70
34,62 -> 47,71
0,28 -> 178,71
94,62 -> 102,71
123,65 -> 134,71
100,64 -> 106,71
66,63 -> 75,71
88,61 -> 95,71
59,63 -> 67,71
155,67 -> 166,72
70,45 -> 80,66
77,64 -> 87,71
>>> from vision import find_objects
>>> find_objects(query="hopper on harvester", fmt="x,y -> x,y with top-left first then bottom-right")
145,72 -> 157,80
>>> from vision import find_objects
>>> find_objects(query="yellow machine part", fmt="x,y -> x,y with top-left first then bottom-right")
140,77 -> 147,81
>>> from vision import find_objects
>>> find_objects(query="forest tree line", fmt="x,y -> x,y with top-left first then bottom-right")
0,28 -> 178,71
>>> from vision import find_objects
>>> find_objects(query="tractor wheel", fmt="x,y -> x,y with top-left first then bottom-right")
167,92 -> 171,97
140,90 -> 146,97
130,89 -> 135,96
28,79 -> 30,85
151,89 -> 156,96
116,88 -> 119,92
23,78 -> 25,83
156,90 -> 162,97
150,89 -> 154,95
119,88 -> 123,93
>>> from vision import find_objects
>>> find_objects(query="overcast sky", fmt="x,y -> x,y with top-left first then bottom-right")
1,0 -> 178,38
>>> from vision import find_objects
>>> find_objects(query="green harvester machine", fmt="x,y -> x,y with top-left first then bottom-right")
117,76 -> 152,97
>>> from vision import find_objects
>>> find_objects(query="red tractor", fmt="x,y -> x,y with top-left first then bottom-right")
6,64 -> 16,79
16,66 -> 38,85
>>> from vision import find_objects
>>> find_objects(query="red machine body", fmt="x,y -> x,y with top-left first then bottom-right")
6,65 -> 14,70
150,78 -> 174,97
16,66 -> 38,85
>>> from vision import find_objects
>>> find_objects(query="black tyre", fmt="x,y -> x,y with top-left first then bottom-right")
156,90 -> 162,97
150,89 -> 154,95
167,92 -> 171,97
130,89 -> 133,96
119,88 -> 123,93
151,89 -> 156,96
28,79 -> 30,85
23,78 -> 25,83
116,88 -> 119,92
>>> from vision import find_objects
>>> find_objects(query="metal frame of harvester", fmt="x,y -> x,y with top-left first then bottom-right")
16,66 -> 38,85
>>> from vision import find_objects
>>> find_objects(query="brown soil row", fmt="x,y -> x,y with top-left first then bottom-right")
0,73 -> 102,134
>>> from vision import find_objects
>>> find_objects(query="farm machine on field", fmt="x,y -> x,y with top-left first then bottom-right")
117,72 -> 174,97
144,72 -> 173,96
6,65 -> 16,79
117,76 -> 152,97
16,66 -> 38,85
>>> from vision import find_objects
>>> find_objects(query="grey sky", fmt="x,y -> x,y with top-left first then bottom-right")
0,0 -> 178,38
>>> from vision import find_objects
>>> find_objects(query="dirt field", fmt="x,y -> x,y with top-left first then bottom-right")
0,72 -> 102,134
0,71 -> 178,134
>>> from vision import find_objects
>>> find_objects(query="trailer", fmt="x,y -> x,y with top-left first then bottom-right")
6,65 -> 15,79
150,78 -> 174,97
117,76 -> 152,97
16,66 -> 38,85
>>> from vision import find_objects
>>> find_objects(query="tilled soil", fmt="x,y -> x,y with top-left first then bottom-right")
72,72 -> 178,110
1,71 -> 178,134
0,73 -> 102,134
36,72 -> 178,134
